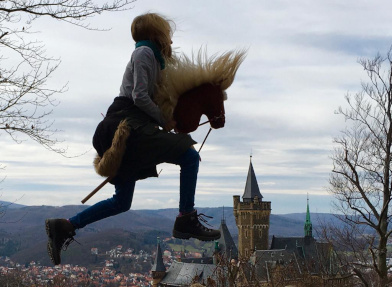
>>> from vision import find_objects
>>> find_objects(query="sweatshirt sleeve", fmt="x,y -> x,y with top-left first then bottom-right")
132,49 -> 166,126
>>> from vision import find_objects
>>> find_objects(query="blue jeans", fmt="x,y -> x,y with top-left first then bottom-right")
69,148 -> 199,229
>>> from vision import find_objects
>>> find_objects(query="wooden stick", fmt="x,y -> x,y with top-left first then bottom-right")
198,127 -> 212,153
81,176 -> 112,204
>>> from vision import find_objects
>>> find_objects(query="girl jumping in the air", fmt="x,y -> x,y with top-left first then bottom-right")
45,12 -> 221,266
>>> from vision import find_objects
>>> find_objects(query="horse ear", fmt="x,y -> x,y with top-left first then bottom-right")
223,91 -> 228,101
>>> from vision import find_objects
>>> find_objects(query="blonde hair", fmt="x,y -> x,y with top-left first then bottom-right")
131,13 -> 175,57
155,48 -> 247,122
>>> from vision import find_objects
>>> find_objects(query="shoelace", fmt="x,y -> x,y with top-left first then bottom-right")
62,236 -> 81,251
197,213 -> 214,230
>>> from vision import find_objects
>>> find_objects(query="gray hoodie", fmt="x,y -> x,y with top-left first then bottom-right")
119,46 -> 165,126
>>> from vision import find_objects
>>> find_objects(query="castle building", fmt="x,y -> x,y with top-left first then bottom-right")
208,213 -> 238,261
233,156 -> 271,257
151,238 -> 221,286
251,197 -> 353,285
152,156 -> 352,286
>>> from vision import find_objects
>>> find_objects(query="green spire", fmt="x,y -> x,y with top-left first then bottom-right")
304,195 -> 312,237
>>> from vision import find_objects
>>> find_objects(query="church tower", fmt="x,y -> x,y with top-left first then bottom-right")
304,195 -> 313,237
151,238 -> 166,287
233,156 -> 271,258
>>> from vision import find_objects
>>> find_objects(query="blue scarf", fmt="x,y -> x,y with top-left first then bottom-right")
135,40 -> 165,70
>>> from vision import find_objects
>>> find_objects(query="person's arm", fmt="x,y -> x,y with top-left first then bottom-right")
132,48 -> 166,127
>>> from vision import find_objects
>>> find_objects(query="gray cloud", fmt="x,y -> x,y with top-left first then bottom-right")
2,0 -> 392,215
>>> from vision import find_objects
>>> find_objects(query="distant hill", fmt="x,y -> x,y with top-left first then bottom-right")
0,204 -> 335,236
0,200 -> 26,209
0,204 -> 342,266
0,203 -> 343,238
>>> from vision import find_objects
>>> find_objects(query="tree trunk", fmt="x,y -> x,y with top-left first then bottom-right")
378,214 -> 388,286
325,49 -> 392,287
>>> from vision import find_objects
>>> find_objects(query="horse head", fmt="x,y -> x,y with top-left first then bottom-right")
173,83 -> 226,134
155,48 -> 246,134
201,84 -> 226,130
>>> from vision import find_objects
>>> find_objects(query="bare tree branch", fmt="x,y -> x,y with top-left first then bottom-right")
0,0 -> 135,155
324,46 -> 392,287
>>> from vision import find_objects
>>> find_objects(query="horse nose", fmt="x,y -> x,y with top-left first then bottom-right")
211,116 -> 225,129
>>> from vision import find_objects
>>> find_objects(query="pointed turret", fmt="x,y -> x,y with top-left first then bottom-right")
152,237 -> 165,272
304,195 -> 313,238
242,155 -> 263,202
210,216 -> 239,260
234,155 -> 271,256
151,237 -> 166,286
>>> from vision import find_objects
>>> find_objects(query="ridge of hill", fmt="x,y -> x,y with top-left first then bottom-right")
0,203 -> 340,237
0,204 -> 327,236
0,200 -> 26,209
0,204 -> 341,266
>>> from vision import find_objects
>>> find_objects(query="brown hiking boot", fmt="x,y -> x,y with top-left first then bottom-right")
172,210 -> 221,241
45,219 -> 76,265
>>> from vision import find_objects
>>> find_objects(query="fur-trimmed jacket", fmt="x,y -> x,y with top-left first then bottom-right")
93,96 -> 195,183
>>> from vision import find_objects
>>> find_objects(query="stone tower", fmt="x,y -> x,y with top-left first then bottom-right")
233,156 -> 271,258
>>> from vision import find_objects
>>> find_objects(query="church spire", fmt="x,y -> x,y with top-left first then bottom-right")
304,195 -> 313,237
151,237 -> 165,272
242,155 -> 263,202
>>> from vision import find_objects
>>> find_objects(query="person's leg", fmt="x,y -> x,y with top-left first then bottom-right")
168,147 -> 221,241
168,147 -> 199,214
46,178 -> 136,265
69,179 -> 136,229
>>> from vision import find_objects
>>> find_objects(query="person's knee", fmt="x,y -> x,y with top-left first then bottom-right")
112,196 -> 132,213
118,201 -> 132,212
186,148 -> 200,166
113,179 -> 135,213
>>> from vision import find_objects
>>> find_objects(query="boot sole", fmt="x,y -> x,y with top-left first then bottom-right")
173,230 -> 221,242
45,219 -> 60,265
45,219 -> 52,237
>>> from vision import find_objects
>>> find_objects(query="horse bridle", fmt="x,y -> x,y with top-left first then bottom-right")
198,112 -> 225,127
197,112 -> 225,153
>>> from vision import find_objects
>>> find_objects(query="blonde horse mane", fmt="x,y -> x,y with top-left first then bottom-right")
155,48 -> 247,122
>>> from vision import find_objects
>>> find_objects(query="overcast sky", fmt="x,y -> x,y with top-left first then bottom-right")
1,0 -> 392,214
